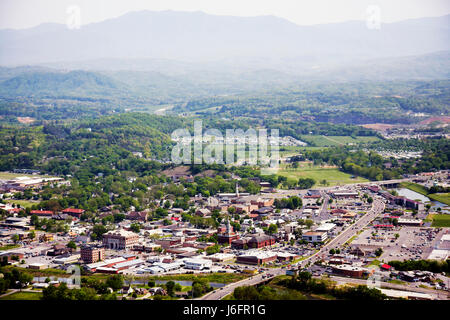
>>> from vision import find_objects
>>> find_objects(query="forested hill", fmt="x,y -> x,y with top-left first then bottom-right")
0,70 -> 127,98
0,112 -> 380,174
0,113 -> 187,175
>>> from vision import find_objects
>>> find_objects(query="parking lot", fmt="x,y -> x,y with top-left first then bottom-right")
352,226 -> 443,262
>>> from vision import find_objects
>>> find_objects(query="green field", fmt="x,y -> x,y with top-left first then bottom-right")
0,244 -> 20,251
5,199 -> 38,209
0,291 -> 42,300
400,182 -> 429,196
428,193 -> 450,206
426,214 -> 450,228
278,164 -> 368,186
299,135 -> 380,147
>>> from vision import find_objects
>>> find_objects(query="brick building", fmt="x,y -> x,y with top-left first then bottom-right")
81,245 -> 105,264
102,229 -> 140,249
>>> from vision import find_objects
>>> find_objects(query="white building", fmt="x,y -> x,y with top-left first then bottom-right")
183,258 -> 213,270
302,231 -> 328,243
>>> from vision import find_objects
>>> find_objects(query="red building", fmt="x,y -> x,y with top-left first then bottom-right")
30,210 -> 53,217
62,208 -> 85,219
248,235 -> 276,248
81,245 -> 104,264
217,220 -> 239,245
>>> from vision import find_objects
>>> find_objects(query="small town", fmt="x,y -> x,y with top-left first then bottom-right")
1,168 -> 449,301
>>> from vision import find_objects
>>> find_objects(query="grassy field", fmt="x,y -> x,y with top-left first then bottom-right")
299,135 -> 380,147
400,182 -> 429,196
428,193 -> 450,206
278,164 -> 368,186
425,214 -> 450,228
0,291 -> 42,300
0,244 -> 20,251
5,199 -> 38,208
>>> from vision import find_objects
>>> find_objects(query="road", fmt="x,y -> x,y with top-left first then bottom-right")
199,199 -> 385,300
330,275 -> 449,300
295,198 -> 385,268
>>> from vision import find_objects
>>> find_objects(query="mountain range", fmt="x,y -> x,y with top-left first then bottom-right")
0,10 -> 449,68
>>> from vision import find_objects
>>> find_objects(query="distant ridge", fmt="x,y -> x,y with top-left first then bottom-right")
0,11 -> 448,66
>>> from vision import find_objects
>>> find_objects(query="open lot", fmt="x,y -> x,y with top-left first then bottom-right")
4,199 -> 38,208
0,291 -> 42,300
299,135 -> 380,147
278,164 -> 368,186
0,172 -> 54,180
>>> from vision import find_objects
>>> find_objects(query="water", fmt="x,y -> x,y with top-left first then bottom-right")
395,188 -> 449,213
132,279 -> 226,288
33,276 -> 73,284
33,277 -> 226,288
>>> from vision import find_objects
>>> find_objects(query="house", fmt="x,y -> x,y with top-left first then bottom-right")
126,211 -> 148,222
195,208 -> 211,217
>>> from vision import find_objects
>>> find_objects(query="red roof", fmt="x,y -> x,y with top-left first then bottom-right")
331,209 -> 347,214
8,208 -> 21,213
381,264 -> 391,270
31,210 -> 53,215
62,208 -> 85,214
374,224 -> 394,228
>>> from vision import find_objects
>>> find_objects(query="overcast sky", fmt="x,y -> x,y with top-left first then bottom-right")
0,0 -> 449,30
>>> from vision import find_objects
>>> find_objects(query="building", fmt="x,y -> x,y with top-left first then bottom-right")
247,234 -> 276,249
236,250 -> 277,265
330,190 -> 359,199
183,258 -> 212,270
102,229 -> 140,249
62,208 -> 85,219
397,218 -> 423,227
30,210 -> 53,217
217,219 -> 239,245
316,223 -> 336,233
81,245 -> 105,264
332,265 -> 366,278
47,244 -> 72,256
28,263 -> 48,270
302,231 -> 327,243
126,211 -> 148,222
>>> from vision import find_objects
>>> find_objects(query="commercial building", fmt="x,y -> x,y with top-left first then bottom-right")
102,229 -> 140,249
183,258 -> 213,270
302,231 -> 328,243
81,245 -> 105,264
236,250 -> 277,265
332,265 -> 366,278
247,234 -> 276,249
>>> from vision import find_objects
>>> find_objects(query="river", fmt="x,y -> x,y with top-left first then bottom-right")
395,188 -> 449,213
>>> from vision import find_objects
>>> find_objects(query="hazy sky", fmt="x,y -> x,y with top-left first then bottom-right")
0,0 -> 449,30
